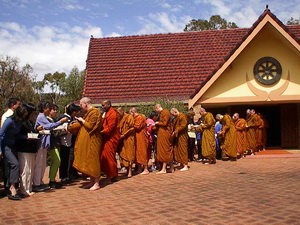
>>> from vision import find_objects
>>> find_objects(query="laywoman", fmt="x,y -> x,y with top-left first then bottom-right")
0,105 -> 28,200
16,103 -> 38,197
33,101 -> 68,192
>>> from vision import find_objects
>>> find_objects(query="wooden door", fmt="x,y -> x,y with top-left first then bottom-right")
281,104 -> 299,148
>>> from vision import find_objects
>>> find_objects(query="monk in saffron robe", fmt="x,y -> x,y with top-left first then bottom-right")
260,114 -> 268,150
216,114 -> 237,161
130,107 -> 150,175
153,104 -> 173,174
256,113 -> 265,151
246,109 -> 259,155
100,100 -> 120,182
116,107 -> 135,178
68,97 -> 102,191
196,107 -> 216,164
170,108 -> 189,171
232,113 -> 247,158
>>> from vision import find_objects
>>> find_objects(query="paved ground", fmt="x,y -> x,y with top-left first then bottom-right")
0,151 -> 300,225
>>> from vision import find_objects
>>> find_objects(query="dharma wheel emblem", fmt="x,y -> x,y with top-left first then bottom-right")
253,57 -> 282,85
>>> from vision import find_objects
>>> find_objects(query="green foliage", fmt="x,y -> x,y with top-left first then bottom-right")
184,15 -> 238,31
287,17 -> 300,25
59,66 -> 84,108
0,55 -> 84,116
35,66 -> 84,114
0,55 -> 39,114
43,71 -> 66,104
116,98 -> 188,117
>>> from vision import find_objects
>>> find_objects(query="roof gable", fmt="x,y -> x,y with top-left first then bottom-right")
189,9 -> 300,108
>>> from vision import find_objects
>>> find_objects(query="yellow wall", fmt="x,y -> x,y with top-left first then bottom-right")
201,23 -> 300,103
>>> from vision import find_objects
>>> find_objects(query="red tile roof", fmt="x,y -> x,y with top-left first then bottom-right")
84,10 -> 300,104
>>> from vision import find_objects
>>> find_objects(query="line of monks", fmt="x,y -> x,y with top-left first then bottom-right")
188,107 -> 267,165
68,98 -> 267,191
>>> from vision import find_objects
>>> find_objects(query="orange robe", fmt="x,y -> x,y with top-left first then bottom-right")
118,113 -> 135,167
256,115 -> 265,150
69,107 -> 102,178
197,112 -> 216,159
134,114 -> 149,166
220,114 -> 237,158
173,113 -> 188,165
262,118 -> 268,149
246,114 -> 259,152
234,118 -> 247,155
100,107 -> 120,178
154,109 -> 173,163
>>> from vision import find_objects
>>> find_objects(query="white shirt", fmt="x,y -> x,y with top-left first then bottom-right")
1,109 -> 14,128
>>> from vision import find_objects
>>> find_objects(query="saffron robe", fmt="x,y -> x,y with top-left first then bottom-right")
134,114 -> 149,166
234,118 -> 247,155
173,113 -> 188,165
197,112 -> 216,159
100,107 -> 120,178
256,115 -> 265,149
246,114 -> 259,152
154,109 -> 173,163
118,113 -> 135,167
69,107 -> 102,178
220,114 -> 237,158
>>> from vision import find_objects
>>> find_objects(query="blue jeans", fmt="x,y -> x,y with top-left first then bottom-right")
3,144 -> 19,184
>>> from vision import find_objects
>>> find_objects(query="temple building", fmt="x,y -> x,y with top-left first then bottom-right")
83,9 -> 300,149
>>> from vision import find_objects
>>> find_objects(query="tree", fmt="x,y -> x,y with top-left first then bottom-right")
32,80 -> 46,101
184,15 -> 238,31
0,55 -> 38,113
287,17 -> 300,25
59,66 -> 84,108
43,71 -> 66,104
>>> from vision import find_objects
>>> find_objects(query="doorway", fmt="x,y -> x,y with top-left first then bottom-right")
228,105 -> 281,148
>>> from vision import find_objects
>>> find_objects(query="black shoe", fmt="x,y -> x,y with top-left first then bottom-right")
19,192 -> 30,198
61,178 -> 72,184
49,181 -> 63,189
7,194 -> 21,200
70,173 -> 81,180
32,185 -> 49,192
110,177 -> 119,183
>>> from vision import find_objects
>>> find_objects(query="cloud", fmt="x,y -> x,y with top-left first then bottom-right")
0,22 -> 103,80
136,12 -> 191,34
107,32 -> 122,37
0,21 -> 23,32
61,4 -> 84,11
161,2 -> 183,13
56,0 -> 85,11
193,0 -> 300,27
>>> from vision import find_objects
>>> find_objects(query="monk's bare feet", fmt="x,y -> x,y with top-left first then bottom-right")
127,174 -> 132,178
156,170 -> 166,174
89,183 -> 100,191
140,170 -> 149,175
180,167 -> 189,172
83,182 -> 93,189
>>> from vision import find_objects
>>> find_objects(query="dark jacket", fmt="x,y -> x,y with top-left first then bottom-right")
16,120 -> 38,153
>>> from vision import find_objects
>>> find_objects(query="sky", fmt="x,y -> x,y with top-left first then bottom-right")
0,0 -> 300,81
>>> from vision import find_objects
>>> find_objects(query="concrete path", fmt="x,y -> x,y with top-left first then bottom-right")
0,153 -> 300,225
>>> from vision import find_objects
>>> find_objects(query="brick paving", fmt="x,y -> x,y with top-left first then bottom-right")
1,153 -> 300,225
